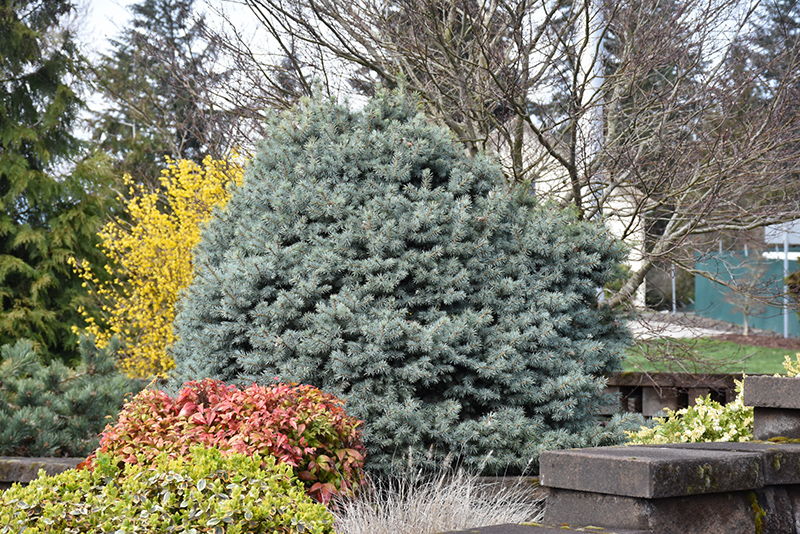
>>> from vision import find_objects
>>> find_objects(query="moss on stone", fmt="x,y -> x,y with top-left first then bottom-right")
747,491 -> 766,534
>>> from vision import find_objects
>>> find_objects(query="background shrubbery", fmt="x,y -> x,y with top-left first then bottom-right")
72,156 -> 243,378
626,380 -> 753,444
627,355 -> 800,445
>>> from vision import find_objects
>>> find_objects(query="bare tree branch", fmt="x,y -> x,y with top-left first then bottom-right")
208,0 -> 800,308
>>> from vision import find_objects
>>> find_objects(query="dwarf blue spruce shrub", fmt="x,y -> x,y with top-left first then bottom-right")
0,337 -> 143,457
170,89 -> 634,473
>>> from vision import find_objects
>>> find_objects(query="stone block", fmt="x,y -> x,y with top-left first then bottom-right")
0,456 -> 81,484
539,446 -> 763,498
785,486 -> 800,533
687,387 -> 710,406
543,487 -> 779,534
657,441 -> 800,486
754,407 -> 800,440
756,486 -> 796,534
543,488 -> 655,531
744,376 -> 800,410
642,387 -> 679,417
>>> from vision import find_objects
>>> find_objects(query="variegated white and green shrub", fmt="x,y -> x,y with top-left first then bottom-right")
0,445 -> 335,533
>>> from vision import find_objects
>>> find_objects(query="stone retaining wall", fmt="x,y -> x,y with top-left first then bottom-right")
541,441 -> 800,533
605,372 -> 741,417
0,457 -> 82,490
446,375 -> 800,534
6,376 -> 798,533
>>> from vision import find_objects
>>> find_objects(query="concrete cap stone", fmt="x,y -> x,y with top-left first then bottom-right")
743,376 -> 800,409
658,441 -> 800,485
0,457 -> 82,483
539,446 -> 763,498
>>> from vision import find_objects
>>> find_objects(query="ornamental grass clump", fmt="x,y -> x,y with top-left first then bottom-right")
82,378 -> 364,502
169,88 -> 635,474
333,459 -> 544,534
0,445 -> 335,534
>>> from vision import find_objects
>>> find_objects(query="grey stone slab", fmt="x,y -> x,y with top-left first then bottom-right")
744,376 -> 800,410
0,457 -> 82,483
607,372 -> 739,389
785,486 -> 800,532
755,407 -> 800,440
440,524 -> 649,534
657,441 -> 800,486
543,488 -> 654,531
543,488 -> 769,534
757,486 -> 797,534
687,387 -> 710,406
539,446 -> 763,498
642,388 -> 680,417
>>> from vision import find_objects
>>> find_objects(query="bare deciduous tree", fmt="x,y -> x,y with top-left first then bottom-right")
215,0 -> 800,309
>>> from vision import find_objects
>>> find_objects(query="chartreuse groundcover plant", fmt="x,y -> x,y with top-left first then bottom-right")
169,88 -> 637,474
72,155 -> 243,379
82,378 -> 365,503
782,353 -> 800,377
626,353 -> 800,445
0,445 -> 335,534
626,379 -> 753,444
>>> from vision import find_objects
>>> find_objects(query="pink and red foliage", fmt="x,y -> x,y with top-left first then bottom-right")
81,378 -> 365,502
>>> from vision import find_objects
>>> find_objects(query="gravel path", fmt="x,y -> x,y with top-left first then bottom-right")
628,312 -> 739,340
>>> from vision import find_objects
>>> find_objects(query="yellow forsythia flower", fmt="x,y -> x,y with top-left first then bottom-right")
71,156 -> 244,378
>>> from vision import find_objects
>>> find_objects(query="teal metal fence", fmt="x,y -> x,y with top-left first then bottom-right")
694,252 -> 800,337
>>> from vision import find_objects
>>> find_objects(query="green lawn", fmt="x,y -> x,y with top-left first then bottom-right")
624,338 -> 796,374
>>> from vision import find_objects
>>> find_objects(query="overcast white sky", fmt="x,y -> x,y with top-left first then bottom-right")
77,0 -> 135,56
76,0 -> 255,57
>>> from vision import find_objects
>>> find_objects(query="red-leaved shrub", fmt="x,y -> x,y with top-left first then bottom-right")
81,379 -> 365,502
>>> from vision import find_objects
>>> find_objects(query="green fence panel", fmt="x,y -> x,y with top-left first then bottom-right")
694,252 -> 800,337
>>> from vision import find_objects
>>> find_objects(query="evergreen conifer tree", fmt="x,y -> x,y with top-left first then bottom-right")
170,90 -> 634,473
752,0 -> 800,85
0,1 -> 119,362
0,337 -> 144,457
90,0 -> 230,186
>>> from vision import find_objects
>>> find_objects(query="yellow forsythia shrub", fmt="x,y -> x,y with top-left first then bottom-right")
71,156 -> 243,378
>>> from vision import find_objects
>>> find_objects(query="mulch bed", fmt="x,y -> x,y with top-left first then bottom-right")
709,333 -> 800,351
